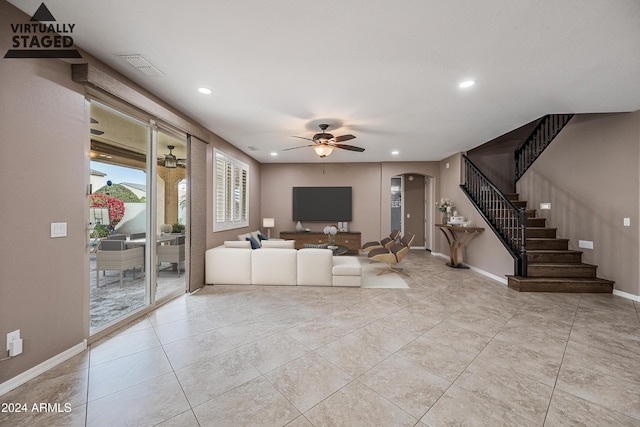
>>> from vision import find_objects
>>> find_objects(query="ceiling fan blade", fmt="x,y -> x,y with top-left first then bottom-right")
291,136 -> 315,142
91,129 -> 104,135
334,134 -> 356,142
334,144 -> 365,152
283,144 -> 314,151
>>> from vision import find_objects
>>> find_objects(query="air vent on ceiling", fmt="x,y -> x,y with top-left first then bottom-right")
119,54 -> 164,76
248,146 -> 260,151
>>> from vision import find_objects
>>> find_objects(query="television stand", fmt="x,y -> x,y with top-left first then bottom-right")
279,231 -> 361,252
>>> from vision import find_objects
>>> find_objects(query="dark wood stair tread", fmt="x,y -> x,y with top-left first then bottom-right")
527,249 -> 583,256
527,263 -> 598,278
506,276 -> 614,293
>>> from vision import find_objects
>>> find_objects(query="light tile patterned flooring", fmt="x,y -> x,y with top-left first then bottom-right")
2,250 -> 640,426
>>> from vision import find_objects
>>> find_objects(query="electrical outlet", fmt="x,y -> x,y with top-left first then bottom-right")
7,330 -> 20,352
579,240 -> 594,249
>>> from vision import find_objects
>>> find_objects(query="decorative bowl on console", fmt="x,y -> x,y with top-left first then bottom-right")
448,216 -> 466,225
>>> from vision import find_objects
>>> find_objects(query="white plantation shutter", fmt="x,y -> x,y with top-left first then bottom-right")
214,149 -> 249,230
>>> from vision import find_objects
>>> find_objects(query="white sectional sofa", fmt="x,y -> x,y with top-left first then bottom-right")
205,240 -> 361,287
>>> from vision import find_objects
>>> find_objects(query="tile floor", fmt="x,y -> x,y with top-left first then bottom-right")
2,251 -> 640,426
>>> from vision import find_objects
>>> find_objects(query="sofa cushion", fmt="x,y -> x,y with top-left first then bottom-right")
251,248 -> 297,285
224,240 -> 251,248
205,247 -> 252,285
297,248 -> 333,286
261,240 -> 295,249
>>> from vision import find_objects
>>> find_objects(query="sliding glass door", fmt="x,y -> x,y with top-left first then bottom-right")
89,101 -> 152,333
155,128 -> 188,302
88,101 -> 188,334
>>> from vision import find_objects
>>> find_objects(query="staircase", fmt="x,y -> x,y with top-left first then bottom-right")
504,193 -> 614,293
461,113 -> 614,293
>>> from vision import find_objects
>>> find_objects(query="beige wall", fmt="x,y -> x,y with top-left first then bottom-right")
517,113 -> 640,297
437,153 -> 514,279
0,0 -> 87,383
0,0 -> 262,384
260,162 -> 439,245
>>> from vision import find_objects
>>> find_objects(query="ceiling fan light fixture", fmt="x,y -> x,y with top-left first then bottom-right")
165,145 -> 177,168
313,144 -> 334,158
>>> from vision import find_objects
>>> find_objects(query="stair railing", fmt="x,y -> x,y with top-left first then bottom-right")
515,114 -> 574,182
461,155 -> 528,276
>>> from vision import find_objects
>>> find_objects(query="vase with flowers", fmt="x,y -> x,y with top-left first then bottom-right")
437,198 -> 455,224
324,225 -> 338,248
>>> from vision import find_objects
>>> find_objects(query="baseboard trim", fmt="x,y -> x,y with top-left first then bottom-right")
467,265 -> 508,285
0,340 -> 87,396
613,289 -> 640,302
432,252 -> 507,285
431,252 -> 449,260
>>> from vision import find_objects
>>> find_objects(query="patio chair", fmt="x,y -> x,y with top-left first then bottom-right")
106,234 -> 127,241
361,229 -> 400,252
367,233 -> 415,275
95,240 -> 144,287
157,235 -> 186,276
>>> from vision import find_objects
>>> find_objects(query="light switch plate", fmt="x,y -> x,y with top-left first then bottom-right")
51,222 -> 67,238
624,218 -> 631,226
540,203 -> 551,210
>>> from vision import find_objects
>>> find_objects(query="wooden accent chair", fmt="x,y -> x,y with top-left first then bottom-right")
95,240 -> 144,287
361,229 -> 400,252
367,233 -> 415,275
157,235 -> 186,276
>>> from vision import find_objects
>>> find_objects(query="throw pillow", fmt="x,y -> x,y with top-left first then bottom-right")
258,232 -> 268,241
250,230 -> 262,242
237,232 -> 252,242
246,236 -> 260,249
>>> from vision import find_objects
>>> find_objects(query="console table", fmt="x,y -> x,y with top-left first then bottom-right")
279,231 -> 361,252
436,224 -> 484,268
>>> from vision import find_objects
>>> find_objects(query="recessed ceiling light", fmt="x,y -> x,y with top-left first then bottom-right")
198,87 -> 212,95
270,152 -> 278,156
459,80 -> 476,88
391,150 -> 399,155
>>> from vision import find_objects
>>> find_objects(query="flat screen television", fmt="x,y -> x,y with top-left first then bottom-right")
292,187 -> 352,221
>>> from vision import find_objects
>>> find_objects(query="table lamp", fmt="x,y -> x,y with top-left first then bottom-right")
262,217 -> 275,239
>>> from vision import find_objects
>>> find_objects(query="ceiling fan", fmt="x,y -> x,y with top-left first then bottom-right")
90,117 -> 104,136
285,124 -> 364,158
159,145 -> 186,168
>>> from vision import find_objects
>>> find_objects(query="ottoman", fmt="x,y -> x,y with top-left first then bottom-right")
332,256 -> 362,287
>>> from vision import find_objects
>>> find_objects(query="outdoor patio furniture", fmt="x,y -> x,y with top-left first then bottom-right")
95,240 -> 144,287
129,232 -> 146,240
157,235 -> 186,276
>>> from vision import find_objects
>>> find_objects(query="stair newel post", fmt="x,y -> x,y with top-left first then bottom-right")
519,207 -> 528,277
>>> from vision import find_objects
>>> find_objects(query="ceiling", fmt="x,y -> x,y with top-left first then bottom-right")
10,0 -> 640,163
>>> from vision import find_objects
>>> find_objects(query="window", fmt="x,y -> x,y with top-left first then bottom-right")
214,149 -> 249,231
